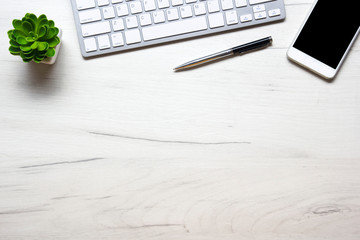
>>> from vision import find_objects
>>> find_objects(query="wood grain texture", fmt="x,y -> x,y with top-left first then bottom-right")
0,0 -> 360,239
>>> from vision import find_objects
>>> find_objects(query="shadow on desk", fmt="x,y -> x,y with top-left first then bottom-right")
23,46 -> 65,97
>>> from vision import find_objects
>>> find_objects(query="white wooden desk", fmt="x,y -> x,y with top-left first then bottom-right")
1,0 -> 360,239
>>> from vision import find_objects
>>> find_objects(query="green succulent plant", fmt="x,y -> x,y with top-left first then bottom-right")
7,13 -> 61,63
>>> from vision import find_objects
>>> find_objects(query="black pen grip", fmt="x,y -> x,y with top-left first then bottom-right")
232,36 -> 272,54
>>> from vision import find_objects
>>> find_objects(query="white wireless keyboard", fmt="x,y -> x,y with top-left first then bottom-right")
71,0 -> 286,57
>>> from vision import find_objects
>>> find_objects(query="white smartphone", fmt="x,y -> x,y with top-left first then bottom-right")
287,0 -> 360,79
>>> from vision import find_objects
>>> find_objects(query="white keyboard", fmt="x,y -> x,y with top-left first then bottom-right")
70,0 -> 286,57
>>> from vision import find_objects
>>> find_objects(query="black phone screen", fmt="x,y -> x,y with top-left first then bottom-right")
293,0 -> 359,69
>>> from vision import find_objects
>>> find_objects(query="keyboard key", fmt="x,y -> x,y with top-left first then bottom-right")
194,2 -> 206,15
253,4 -> 265,13
115,4 -> 129,16
157,0 -> 170,9
125,29 -> 141,44
166,8 -> 180,21
249,0 -> 273,5
171,0 -> 183,6
78,9 -> 101,23
81,21 -> 111,36
235,0 -> 247,7
207,0 -> 220,13
103,6 -> 115,19
221,0 -> 234,10
112,19 -> 125,31
140,13 -> 152,26
254,11 -> 266,19
125,16 -> 138,28
225,10 -> 238,25
240,13 -> 252,22
180,5 -> 193,18
142,16 -> 207,41
153,11 -> 166,23
111,33 -> 124,46
84,37 -> 97,52
208,12 -> 225,28
144,0 -> 156,11
76,0 -> 95,10
130,1 -> 143,14
268,8 -> 281,17
97,0 -> 109,6
98,34 -> 111,49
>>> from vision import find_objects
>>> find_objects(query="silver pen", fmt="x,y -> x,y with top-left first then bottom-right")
174,36 -> 273,71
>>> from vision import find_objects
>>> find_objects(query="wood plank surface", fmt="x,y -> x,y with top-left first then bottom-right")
0,0 -> 359,239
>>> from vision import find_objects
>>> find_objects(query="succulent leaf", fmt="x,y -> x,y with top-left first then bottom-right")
8,30 -> 14,39
12,19 -> 23,30
20,45 -> 32,52
31,41 -> 39,49
27,13 -> 38,22
38,14 -> 47,20
20,52 -> 33,60
9,46 -> 21,55
10,39 -> 20,47
38,18 -> 48,31
38,52 -> 48,59
48,20 -> 55,28
48,37 -> 60,47
23,58 -> 33,63
38,26 -> 47,38
46,27 -> 59,40
25,37 -> 35,42
13,29 -> 26,38
23,50 -> 35,58
38,42 -> 49,51
46,48 -> 56,57
34,56 -> 44,63
22,21 -> 32,33
7,13 -> 60,63
26,18 -> 36,30
16,36 -> 28,45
